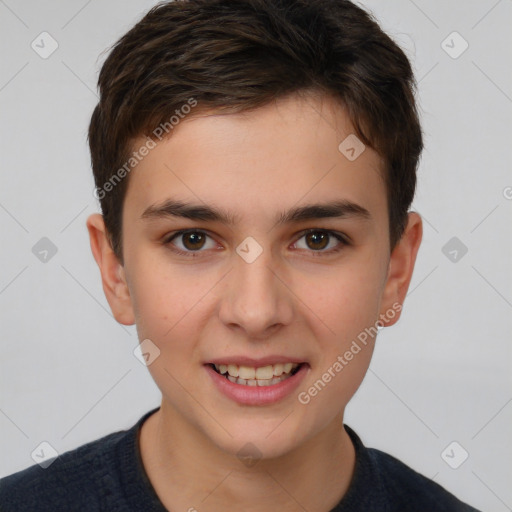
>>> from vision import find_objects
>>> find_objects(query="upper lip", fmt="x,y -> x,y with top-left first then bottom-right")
206,355 -> 307,367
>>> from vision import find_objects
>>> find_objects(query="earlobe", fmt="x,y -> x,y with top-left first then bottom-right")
379,212 -> 423,327
86,213 -> 135,326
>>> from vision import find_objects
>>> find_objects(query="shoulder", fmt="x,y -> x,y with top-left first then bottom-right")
340,425 -> 481,512
366,446 -> 480,511
0,427 -> 132,511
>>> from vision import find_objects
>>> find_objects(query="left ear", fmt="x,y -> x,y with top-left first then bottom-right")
379,212 -> 423,327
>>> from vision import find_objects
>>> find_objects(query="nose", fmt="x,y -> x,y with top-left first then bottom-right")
218,246 -> 294,340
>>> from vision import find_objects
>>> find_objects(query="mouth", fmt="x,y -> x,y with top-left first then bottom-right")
208,362 -> 304,387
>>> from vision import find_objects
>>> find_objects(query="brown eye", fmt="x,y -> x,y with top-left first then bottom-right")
293,229 -> 348,254
166,230 -> 217,254
182,232 -> 206,250
305,232 -> 329,250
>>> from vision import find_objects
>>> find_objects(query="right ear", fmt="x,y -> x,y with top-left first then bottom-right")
86,213 -> 135,325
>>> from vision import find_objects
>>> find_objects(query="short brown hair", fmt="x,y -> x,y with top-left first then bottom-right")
88,0 -> 423,263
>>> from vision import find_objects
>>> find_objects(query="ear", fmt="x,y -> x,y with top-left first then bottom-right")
86,213 -> 135,325
379,212 -> 423,327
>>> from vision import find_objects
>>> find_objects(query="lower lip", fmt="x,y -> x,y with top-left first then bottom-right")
205,364 -> 309,406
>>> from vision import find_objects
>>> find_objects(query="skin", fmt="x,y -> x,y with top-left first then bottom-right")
87,91 -> 422,512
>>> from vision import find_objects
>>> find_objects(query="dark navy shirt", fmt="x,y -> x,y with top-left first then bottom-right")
0,408 -> 481,511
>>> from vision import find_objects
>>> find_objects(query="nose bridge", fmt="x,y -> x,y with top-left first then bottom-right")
219,244 -> 293,336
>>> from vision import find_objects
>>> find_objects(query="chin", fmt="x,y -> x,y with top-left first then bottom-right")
206,415 -> 312,462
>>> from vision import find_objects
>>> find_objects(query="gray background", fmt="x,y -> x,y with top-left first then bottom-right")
0,1 -> 511,509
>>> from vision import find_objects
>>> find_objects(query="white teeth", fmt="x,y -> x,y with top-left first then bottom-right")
227,364 -> 239,377
257,378 -> 273,387
255,365 -> 274,380
238,365 -> 255,380
273,363 -> 284,376
213,362 -> 302,386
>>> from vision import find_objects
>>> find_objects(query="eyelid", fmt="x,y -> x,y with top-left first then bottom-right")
163,228 -> 213,244
296,227 -> 350,244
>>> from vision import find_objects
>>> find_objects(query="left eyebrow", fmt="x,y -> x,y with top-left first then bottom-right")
275,200 -> 371,225
140,198 -> 371,225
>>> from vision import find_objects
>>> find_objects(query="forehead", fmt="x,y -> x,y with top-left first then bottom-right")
123,92 -> 387,224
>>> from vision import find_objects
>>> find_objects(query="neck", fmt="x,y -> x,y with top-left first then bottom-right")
139,403 -> 356,512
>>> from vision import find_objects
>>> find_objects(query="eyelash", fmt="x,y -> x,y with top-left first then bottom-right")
163,228 -> 349,258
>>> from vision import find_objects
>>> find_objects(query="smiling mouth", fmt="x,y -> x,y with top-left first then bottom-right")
209,362 -> 304,386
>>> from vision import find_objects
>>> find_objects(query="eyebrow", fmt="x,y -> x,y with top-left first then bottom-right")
141,198 -> 371,225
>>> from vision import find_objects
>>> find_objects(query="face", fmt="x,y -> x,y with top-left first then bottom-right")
91,92 -> 420,460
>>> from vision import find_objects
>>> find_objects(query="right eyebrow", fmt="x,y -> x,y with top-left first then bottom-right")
141,199 -> 239,225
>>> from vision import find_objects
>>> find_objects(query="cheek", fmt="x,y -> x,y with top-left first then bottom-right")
295,272 -> 379,418
128,263 -> 209,404
296,258 -> 384,344
302,347 -> 374,432
129,257 -> 210,340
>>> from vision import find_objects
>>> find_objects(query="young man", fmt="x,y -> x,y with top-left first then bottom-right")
0,0 -> 481,510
